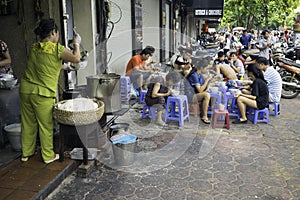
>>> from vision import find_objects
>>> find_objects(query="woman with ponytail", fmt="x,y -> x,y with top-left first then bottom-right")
232,63 -> 269,124
19,18 -> 81,163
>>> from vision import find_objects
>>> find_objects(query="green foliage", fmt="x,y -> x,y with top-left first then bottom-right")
221,0 -> 300,30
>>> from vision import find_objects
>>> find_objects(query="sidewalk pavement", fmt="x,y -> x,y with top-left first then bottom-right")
46,96 -> 300,199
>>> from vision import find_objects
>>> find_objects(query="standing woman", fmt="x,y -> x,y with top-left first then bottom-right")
20,19 -> 81,163
232,63 -> 269,124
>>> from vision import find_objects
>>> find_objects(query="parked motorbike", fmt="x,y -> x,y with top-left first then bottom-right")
277,58 -> 300,99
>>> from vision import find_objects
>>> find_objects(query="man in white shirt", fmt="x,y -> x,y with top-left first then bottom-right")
257,30 -> 272,65
256,57 -> 282,103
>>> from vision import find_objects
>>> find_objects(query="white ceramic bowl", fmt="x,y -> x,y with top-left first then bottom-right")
172,90 -> 180,96
229,88 -> 241,96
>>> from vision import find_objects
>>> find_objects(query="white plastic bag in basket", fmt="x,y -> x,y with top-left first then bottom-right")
57,98 -> 98,112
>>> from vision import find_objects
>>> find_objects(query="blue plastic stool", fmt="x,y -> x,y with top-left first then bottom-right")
247,107 -> 270,124
268,102 -> 280,116
141,104 -> 157,120
139,90 -> 147,104
165,95 -> 190,127
224,93 -> 240,119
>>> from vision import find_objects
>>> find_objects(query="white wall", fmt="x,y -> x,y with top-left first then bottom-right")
72,0 -> 97,85
141,0 -> 160,62
106,0 -> 132,76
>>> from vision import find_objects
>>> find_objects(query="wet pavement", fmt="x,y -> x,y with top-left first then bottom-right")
46,96 -> 300,200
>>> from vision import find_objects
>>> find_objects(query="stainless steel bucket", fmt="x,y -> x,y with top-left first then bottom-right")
86,73 -> 121,113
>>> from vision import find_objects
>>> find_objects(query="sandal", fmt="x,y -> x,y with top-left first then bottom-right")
201,118 -> 211,124
44,154 -> 59,164
21,154 -> 34,162
21,156 -> 29,162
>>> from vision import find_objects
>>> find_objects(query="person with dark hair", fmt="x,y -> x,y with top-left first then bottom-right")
240,30 -> 251,50
145,71 -> 182,126
232,63 -> 269,124
256,57 -> 282,103
184,66 -> 212,124
126,48 -> 154,92
19,18 -> 81,163
228,51 -> 245,79
214,51 -> 237,80
257,30 -> 272,64
0,40 -> 12,73
144,45 -> 156,66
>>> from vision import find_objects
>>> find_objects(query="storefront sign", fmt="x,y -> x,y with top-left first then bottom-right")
194,9 -> 223,18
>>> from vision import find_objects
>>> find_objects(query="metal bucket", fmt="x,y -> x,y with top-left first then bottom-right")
4,123 -> 21,151
110,133 -> 137,166
86,73 -> 121,113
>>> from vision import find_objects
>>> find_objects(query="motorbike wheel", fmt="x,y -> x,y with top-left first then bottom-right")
281,75 -> 300,99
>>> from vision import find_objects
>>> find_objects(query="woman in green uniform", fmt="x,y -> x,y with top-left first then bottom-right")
20,19 -> 81,164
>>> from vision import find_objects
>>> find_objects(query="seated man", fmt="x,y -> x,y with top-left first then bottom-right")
126,48 -> 154,92
228,52 -> 245,80
256,57 -> 282,103
184,66 -> 212,124
214,51 -> 237,80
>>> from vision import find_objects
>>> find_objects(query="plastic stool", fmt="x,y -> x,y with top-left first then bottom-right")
141,104 -> 157,120
207,92 -> 222,115
268,102 -> 280,116
165,95 -> 190,127
139,90 -> 147,104
212,109 -> 230,129
224,93 -> 240,119
248,107 -> 269,124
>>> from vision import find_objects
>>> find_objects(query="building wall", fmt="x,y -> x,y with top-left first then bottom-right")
72,0 -> 97,85
106,0 -> 132,76
141,0 -> 160,62
0,0 -> 53,80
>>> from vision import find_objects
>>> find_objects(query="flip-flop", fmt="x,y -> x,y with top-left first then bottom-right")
201,118 -> 211,124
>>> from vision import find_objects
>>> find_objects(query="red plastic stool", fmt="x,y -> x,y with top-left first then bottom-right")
212,109 -> 230,129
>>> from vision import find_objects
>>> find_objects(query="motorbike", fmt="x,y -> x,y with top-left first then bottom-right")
277,58 -> 300,99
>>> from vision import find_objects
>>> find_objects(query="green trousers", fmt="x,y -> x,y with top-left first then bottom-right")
20,93 -> 55,162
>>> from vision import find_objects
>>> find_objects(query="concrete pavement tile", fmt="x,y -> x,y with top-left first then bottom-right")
186,192 -> 213,200
167,167 -> 190,179
135,186 -> 160,199
140,174 -> 166,186
109,182 -> 135,196
235,155 -> 256,165
188,179 -> 212,192
261,175 -> 286,187
213,182 -> 239,195
292,190 -> 300,198
236,184 -> 265,199
117,173 -> 141,184
212,162 -> 235,171
191,160 -> 213,169
162,177 -> 189,189
215,194 -> 240,200
237,173 -> 262,184
189,168 -> 212,180
264,187 -> 294,199
160,188 -> 187,199
214,171 -> 238,183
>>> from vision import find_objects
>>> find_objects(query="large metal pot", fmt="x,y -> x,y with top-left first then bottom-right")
86,73 -> 121,113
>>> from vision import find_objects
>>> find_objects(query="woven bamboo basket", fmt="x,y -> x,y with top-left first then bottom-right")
53,98 -> 105,126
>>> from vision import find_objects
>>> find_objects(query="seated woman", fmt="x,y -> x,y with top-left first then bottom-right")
233,63 -> 269,124
184,66 -> 212,124
145,71 -> 182,126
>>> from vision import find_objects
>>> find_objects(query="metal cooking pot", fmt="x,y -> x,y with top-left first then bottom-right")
86,73 -> 121,113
